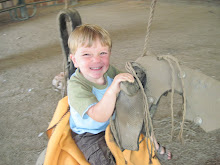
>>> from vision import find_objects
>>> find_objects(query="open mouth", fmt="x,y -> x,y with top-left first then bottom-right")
90,66 -> 103,70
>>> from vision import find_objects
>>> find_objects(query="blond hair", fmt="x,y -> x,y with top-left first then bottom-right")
68,24 -> 112,55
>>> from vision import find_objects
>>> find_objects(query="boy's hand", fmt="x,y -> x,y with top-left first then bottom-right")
108,73 -> 134,95
87,73 -> 134,122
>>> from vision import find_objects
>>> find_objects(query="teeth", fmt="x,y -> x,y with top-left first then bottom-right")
91,67 -> 102,70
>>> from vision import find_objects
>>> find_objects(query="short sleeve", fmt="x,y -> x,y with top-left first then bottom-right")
68,79 -> 98,117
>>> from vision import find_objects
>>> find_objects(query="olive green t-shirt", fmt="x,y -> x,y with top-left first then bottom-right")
68,65 -> 121,117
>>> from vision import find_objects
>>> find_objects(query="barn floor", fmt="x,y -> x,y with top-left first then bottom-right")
0,0 -> 219,164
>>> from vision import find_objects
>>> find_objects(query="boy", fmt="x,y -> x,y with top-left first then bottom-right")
67,24 -> 171,164
67,24 -> 134,165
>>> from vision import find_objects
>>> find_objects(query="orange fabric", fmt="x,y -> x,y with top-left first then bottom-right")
44,96 -> 89,165
105,126 -> 161,165
44,96 -> 161,165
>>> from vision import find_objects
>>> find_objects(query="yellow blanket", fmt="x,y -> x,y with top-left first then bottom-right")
44,96 -> 160,165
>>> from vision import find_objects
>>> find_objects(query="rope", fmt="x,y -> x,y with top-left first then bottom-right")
140,0 -> 187,143
158,55 -> 187,143
125,62 -> 155,163
142,0 -> 157,57
158,56 -> 175,140
64,0 -> 68,9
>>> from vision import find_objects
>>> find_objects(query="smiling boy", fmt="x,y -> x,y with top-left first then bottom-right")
67,24 -> 134,165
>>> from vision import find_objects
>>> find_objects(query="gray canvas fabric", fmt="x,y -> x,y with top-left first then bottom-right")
110,64 -> 149,151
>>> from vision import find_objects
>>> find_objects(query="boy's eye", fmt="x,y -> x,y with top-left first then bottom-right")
82,53 -> 90,56
100,52 -> 107,55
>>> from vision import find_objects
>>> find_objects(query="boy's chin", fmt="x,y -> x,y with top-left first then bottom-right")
89,73 -> 105,81
90,74 -> 104,80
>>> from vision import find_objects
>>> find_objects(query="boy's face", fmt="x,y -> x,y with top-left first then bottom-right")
70,39 -> 110,84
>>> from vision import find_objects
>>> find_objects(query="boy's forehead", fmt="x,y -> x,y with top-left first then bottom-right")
78,40 -> 109,49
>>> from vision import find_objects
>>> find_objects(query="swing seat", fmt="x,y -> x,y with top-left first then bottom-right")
40,96 -> 160,165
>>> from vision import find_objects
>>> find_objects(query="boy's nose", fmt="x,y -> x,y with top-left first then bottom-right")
92,55 -> 101,62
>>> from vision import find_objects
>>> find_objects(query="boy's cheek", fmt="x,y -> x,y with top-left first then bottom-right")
103,56 -> 110,64
73,61 -> 79,68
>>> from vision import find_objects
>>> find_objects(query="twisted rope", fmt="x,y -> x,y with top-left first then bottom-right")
158,55 -> 186,143
64,0 -> 68,9
125,62 -> 155,163
142,0 -> 157,57
159,57 -> 175,140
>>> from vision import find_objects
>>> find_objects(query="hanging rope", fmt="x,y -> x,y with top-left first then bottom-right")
160,57 -> 175,140
139,0 -> 187,145
64,0 -> 68,9
142,0 -> 157,57
125,62 -> 155,163
158,55 -> 187,143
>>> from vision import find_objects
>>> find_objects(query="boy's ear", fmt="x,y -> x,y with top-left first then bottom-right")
70,54 -> 78,67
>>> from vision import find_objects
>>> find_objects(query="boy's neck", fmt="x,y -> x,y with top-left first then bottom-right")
96,77 -> 106,85
79,70 -> 106,85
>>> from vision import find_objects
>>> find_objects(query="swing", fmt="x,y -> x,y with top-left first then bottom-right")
37,0 -> 220,164
37,4 -> 161,164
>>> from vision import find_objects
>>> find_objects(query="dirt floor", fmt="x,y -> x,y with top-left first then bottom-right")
0,0 -> 220,164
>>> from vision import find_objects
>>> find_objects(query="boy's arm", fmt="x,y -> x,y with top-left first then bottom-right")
87,73 -> 134,122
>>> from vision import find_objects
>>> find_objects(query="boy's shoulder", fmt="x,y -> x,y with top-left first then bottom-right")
68,69 -> 92,91
106,65 -> 121,78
